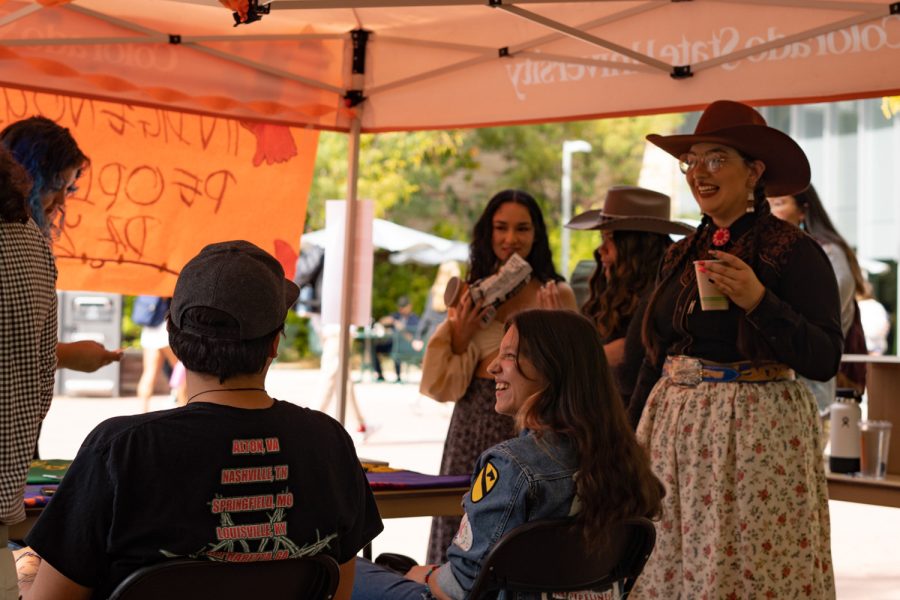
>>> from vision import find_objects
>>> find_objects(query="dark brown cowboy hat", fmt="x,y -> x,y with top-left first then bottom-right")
566,185 -> 695,236
646,100 -> 810,197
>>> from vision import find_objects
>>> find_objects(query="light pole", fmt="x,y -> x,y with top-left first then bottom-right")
561,140 -> 592,278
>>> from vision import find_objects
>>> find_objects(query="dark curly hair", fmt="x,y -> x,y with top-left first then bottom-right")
582,230 -> 673,340
168,307 -> 281,383
0,116 -> 88,234
509,309 -> 664,549
0,145 -> 33,224
467,189 -> 563,284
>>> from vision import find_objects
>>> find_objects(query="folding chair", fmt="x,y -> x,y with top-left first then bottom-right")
389,328 -> 425,380
466,517 -> 656,599
108,554 -> 340,600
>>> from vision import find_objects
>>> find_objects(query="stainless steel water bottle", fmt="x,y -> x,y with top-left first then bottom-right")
828,390 -> 862,474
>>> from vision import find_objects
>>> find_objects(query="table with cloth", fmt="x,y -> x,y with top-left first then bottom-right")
13,461 -> 469,542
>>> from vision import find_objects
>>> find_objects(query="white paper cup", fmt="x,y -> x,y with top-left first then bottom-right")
693,260 -> 728,311
859,420 -> 892,479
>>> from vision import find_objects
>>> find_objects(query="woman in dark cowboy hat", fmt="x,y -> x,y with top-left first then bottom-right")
629,101 -> 840,599
566,186 -> 693,406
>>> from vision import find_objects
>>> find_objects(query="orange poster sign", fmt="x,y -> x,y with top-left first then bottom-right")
1,87 -> 318,296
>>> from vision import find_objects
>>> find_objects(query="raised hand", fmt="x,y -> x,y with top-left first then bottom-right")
698,250 -> 765,311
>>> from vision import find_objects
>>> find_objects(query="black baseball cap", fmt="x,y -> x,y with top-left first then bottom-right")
170,240 -> 300,340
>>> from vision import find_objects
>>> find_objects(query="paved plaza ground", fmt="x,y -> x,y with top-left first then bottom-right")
37,364 -> 900,599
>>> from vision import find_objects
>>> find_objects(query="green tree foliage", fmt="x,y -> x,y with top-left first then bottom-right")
307,130 -> 478,233
469,114 -> 684,272
371,251 -> 434,319
297,113 -> 683,356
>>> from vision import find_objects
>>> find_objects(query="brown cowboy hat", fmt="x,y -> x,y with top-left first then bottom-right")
646,100 -> 810,197
566,185 -> 695,236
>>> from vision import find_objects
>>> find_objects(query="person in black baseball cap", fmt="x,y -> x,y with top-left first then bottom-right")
18,240 -> 382,599
168,239 -> 300,393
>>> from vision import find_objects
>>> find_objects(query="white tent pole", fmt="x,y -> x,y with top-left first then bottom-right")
336,29 -> 370,426
275,0 -> 608,8
516,51 -> 659,74
692,8 -> 888,73
337,109 -> 363,426
369,54 -> 495,96
184,44 -> 348,95
716,1 -> 885,9
0,33 -> 344,46
59,4 -> 346,96
0,5 -> 43,28
0,37 -> 166,47
65,4 -> 165,37
367,3 -> 663,96
505,3 -> 665,55
497,4 -> 672,73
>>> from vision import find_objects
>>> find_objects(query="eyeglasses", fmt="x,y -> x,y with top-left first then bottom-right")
678,152 -> 735,174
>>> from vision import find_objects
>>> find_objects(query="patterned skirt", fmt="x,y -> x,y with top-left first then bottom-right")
426,377 -> 515,564
631,374 -> 835,599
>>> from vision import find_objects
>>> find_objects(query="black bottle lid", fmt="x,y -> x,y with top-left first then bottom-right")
835,387 -> 863,402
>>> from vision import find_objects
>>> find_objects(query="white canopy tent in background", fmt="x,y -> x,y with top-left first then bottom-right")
2,0 -> 898,422
302,218 -> 469,265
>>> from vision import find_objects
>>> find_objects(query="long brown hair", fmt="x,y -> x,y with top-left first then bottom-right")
582,230 -> 672,339
508,309 -> 663,548
468,189 -> 563,284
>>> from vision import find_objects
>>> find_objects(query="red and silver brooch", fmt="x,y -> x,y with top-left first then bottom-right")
712,227 -> 731,247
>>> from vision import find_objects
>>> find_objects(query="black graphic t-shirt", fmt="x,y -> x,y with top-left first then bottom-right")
27,400 -> 383,598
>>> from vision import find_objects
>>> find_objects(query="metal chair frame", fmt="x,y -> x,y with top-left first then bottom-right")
466,517 -> 656,599
108,554 -> 340,600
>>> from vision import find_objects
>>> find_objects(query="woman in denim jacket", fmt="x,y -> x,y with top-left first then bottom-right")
353,310 -> 663,600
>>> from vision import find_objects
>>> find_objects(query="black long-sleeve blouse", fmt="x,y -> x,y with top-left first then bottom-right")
627,212 -> 843,427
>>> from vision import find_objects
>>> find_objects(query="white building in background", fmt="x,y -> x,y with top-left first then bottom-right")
640,97 -> 899,354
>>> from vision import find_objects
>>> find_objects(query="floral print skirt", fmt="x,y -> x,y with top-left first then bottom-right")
632,375 -> 835,599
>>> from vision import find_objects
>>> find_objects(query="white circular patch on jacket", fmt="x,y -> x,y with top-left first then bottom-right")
452,512 -> 473,551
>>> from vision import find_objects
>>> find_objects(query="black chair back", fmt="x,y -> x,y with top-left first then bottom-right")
108,554 -> 340,600
466,517 -> 656,599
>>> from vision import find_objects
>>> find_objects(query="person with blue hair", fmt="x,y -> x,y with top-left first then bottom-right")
0,116 -> 85,238
1,116 -> 121,373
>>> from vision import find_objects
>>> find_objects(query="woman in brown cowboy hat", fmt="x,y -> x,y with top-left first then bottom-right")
629,101 -> 840,599
566,185 -> 693,406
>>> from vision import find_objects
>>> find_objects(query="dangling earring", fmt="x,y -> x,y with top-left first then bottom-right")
745,190 -> 755,213
799,219 -> 807,231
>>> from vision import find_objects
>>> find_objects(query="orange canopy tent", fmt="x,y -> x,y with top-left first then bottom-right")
3,0 -> 898,419
3,1 -> 898,131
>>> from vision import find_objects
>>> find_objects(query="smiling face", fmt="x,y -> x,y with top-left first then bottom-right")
682,142 -> 764,227
488,325 -> 545,418
491,201 -> 535,263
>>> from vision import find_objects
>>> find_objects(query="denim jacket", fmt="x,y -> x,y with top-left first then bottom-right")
434,430 -> 579,600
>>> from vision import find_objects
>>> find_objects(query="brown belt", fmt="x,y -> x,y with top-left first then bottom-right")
664,356 -> 795,387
